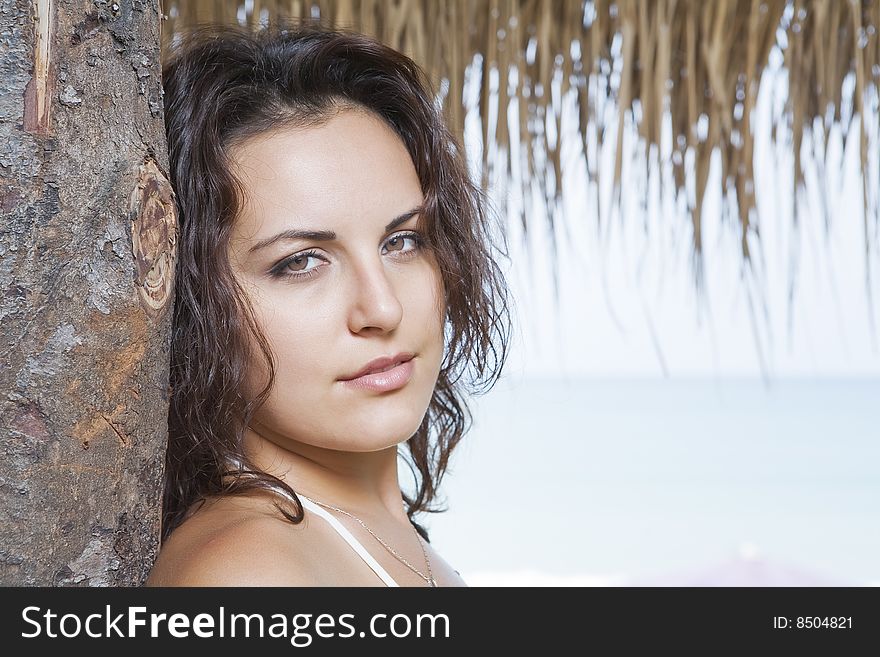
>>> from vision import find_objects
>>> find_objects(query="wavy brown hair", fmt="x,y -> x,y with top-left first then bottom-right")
160,21 -> 512,543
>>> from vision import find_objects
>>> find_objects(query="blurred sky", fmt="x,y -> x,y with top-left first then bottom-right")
427,376 -> 880,586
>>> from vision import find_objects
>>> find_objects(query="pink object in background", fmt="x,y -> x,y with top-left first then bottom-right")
625,546 -> 851,586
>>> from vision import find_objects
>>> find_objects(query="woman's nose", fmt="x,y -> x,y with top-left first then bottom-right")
346,256 -> 404,334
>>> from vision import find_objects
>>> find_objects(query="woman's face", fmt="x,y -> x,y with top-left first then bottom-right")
226,108 -> 446,452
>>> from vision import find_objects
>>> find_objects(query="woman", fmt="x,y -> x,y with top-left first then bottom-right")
147,22 -> 511,587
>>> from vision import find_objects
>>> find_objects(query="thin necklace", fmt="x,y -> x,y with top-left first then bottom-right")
302,495 -> 437,587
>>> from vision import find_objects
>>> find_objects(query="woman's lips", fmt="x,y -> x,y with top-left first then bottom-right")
339,358 -> 415,392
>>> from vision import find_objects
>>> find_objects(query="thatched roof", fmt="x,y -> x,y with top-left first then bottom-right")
160,1 -> 879,296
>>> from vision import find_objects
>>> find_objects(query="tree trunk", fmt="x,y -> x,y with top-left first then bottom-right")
0,0 -> 175,585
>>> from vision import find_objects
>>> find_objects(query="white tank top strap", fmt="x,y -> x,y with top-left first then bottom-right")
298,495 -> 401,587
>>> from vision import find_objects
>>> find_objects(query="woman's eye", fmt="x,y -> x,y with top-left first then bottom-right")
286,253 -> 320,272
271,250 -> 324,279
384,232 -> 423,255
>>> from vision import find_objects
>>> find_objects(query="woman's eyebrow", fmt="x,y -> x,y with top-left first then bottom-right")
247,205 -> 424,254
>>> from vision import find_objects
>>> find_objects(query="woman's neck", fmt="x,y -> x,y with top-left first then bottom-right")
241,423 -> 410,524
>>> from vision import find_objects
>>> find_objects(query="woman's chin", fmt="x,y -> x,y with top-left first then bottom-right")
327,428 -> 421,453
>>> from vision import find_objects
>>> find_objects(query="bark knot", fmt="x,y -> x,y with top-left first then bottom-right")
128,159 -> 177,319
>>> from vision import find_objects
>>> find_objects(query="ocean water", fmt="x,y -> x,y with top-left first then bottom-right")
423,376 -> 880,586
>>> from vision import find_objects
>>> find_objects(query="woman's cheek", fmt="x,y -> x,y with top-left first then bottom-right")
228,281 -> 273,393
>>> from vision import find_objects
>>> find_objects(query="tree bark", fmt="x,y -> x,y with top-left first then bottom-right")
0,0 -> 175,585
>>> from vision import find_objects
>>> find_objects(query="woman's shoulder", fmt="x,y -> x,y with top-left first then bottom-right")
145,494 -> 326,587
